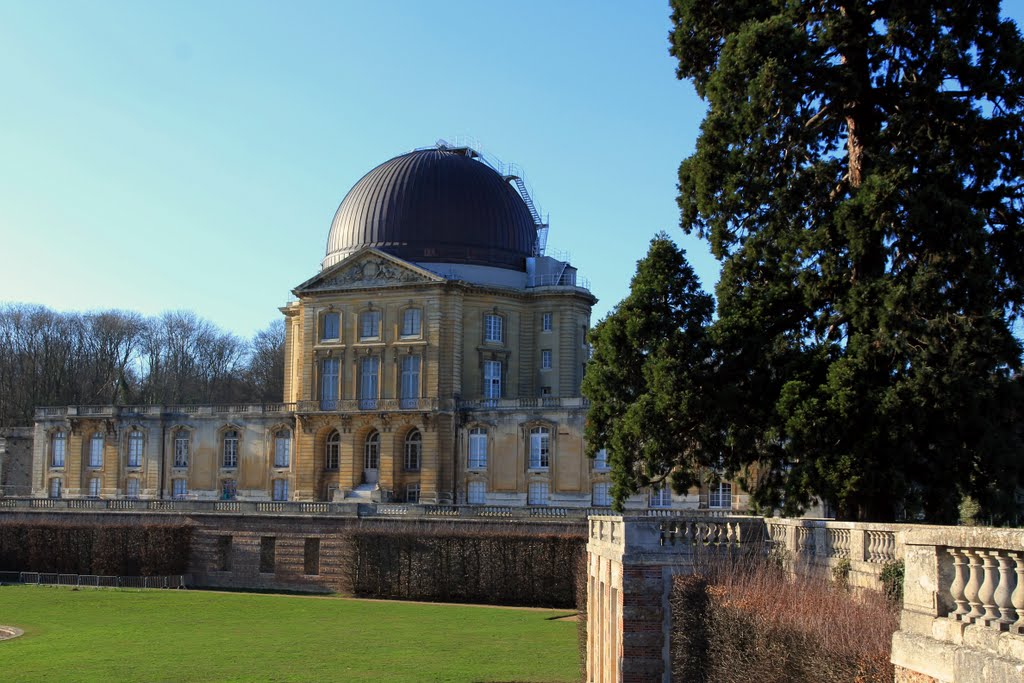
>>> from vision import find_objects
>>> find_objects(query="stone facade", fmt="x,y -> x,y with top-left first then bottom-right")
0,427 -> 33,496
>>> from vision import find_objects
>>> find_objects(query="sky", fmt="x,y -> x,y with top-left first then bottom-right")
1,1 -> 1023,339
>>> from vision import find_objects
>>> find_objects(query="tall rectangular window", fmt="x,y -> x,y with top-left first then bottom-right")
304,538 -> 320,575
592,482 -> 612,507
709,482 -> 732,509
173,433 -> 189,468
529,427 -> 550,469
400,355 -> 420,408
406,483 -> 420,503
222,430 -> 239,468
650,485 -> 672,508
321,312 -> 340,340
401,308 -> 421,337
541,349 -> 552,370
467,480 -> 486,504
483,360 -> 501,400
320,358 -> 339,409
88,434 -> 104,468
360,310 -> 381,340
172,479 -> 188,498
51,432 -> 66,467
49,478 -> 62,498
484,314 -> 503,343
274,430 -> 290,467
468,428 -> 487,469
217,536 -> 232,572
360,356 -> 379,409
128,430 -> 144,467
272,479 -> 289,501
126,478 -> 140,499
593,448 -> 609,471
542,312 -> 553,332
528,481 -> 549,506
221,479 -> 237,500
259,537 -> 276,573
88,477 -> 101,498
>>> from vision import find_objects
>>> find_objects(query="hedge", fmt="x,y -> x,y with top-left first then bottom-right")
0,520 -> 192,576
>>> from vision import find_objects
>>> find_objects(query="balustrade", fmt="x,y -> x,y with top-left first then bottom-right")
826,528 -> 851,558
946,546 -> 1024,633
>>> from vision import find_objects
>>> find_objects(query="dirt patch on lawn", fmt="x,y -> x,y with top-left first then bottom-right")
0,626 -> 24,641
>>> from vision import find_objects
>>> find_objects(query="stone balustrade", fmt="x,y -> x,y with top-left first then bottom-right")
34,403 -> 298,419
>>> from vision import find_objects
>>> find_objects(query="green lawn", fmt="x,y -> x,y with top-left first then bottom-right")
0,586 -> 580,682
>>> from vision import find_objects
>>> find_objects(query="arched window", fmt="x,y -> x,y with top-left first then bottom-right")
364,431 -> 380,470
404,429 -> 421,471
274,429 -> 291,467
50,431 -> 66,467
222,430 -> 239,468
127,430 -> 144,468
88,433 -> 104,468
325,430 -> 340,470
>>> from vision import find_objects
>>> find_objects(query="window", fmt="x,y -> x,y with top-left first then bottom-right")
51,431 -> 66,467
592,482 -> 612,507
404,429 -> 421,471
483,360 -> 501,400
272,479 -> 289,501
709,482 -> 732,509
528,481 -> 549,506
541,349 -> 552,370
484,314 -> 503,342
222,430 -> 239,468
320,358 -> 339,410
325,430 -> 340,470
49,478 -> 62,498
401,308 -> 421,337
259,537 -> 275,573
321,311 -> 340,340
304,538 -> 320,575
468,428 -> 487,469
173,432 -> 189,468
529,427 -> 550,469
360,356 -> 379,409
274,430 -> 290,468
221,479 -> 237,500
126,478 -> 140,499
217,536 -> 232,572
360,310 -> 381,340
88,433 -> 104,468
541,386 -> 552,396
467,480 -> 486,504
542,312 -> 553,332
400,355 -> 420,409
406,483 -> 420,503
594,448 -> 609,471
364,431 -> 380,470
172,479 -> 188,499
88,477 -> 101,498
128,430 -> 143,467
650,485 -> 672,508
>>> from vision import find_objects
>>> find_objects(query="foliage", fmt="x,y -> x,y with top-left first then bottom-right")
881,559 -> 905,605
0,303 -> 286,427
0,520 -> 191,575
669,1 -> 1024,522
670,558 -> 898,683
831,558 -> 852,591
582,233 -> 716,509
0,586 -> 579,683
342,522 -> 586,608
959,495 -> 982,526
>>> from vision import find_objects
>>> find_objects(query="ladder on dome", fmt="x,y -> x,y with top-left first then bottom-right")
505,174 -> 549,257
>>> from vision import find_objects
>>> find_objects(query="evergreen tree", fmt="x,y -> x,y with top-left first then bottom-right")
583,234 -> 716,510
670,1 -> 1024,521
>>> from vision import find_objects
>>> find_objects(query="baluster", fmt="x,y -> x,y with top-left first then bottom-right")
964,550 -> 985,623
883,533 -> 895,560
726,522 -> 736,546
1008,552 -> 1024,634
947,548 -> 970,620
993,551 -> 1016,630
866,531 -> 878,562
979,552 -> 1001,626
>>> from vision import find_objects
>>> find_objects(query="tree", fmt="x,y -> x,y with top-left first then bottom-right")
670,1 -> 1024,521
245,319 -> 286,402
582,233 -> 716,510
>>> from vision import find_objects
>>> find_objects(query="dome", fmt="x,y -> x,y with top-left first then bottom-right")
323,147 -> 538,271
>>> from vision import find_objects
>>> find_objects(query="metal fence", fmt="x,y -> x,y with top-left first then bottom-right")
0,571 -> 189,589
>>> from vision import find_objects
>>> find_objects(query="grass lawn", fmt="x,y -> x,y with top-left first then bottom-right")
0,585 -> 579,682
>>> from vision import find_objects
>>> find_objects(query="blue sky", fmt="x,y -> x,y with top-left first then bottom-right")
2,1 -> 1023,338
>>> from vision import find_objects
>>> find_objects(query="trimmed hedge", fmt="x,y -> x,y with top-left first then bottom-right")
343,522 -> 586,608
0,520 -> 192,576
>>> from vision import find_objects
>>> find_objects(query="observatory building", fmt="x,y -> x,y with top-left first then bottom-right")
30,142 -> 741,512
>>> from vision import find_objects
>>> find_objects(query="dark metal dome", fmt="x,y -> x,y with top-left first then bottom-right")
323,147 -> 538,271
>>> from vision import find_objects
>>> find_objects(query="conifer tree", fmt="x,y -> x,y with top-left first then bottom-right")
670,1 -> 1024,521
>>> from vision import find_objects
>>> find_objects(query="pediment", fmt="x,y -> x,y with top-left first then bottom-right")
293,248 -> 444,294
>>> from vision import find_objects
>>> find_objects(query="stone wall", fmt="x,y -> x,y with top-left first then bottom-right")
0,427 -> 33,496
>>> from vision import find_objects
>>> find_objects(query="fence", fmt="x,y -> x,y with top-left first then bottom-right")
1,571 -> 190,589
